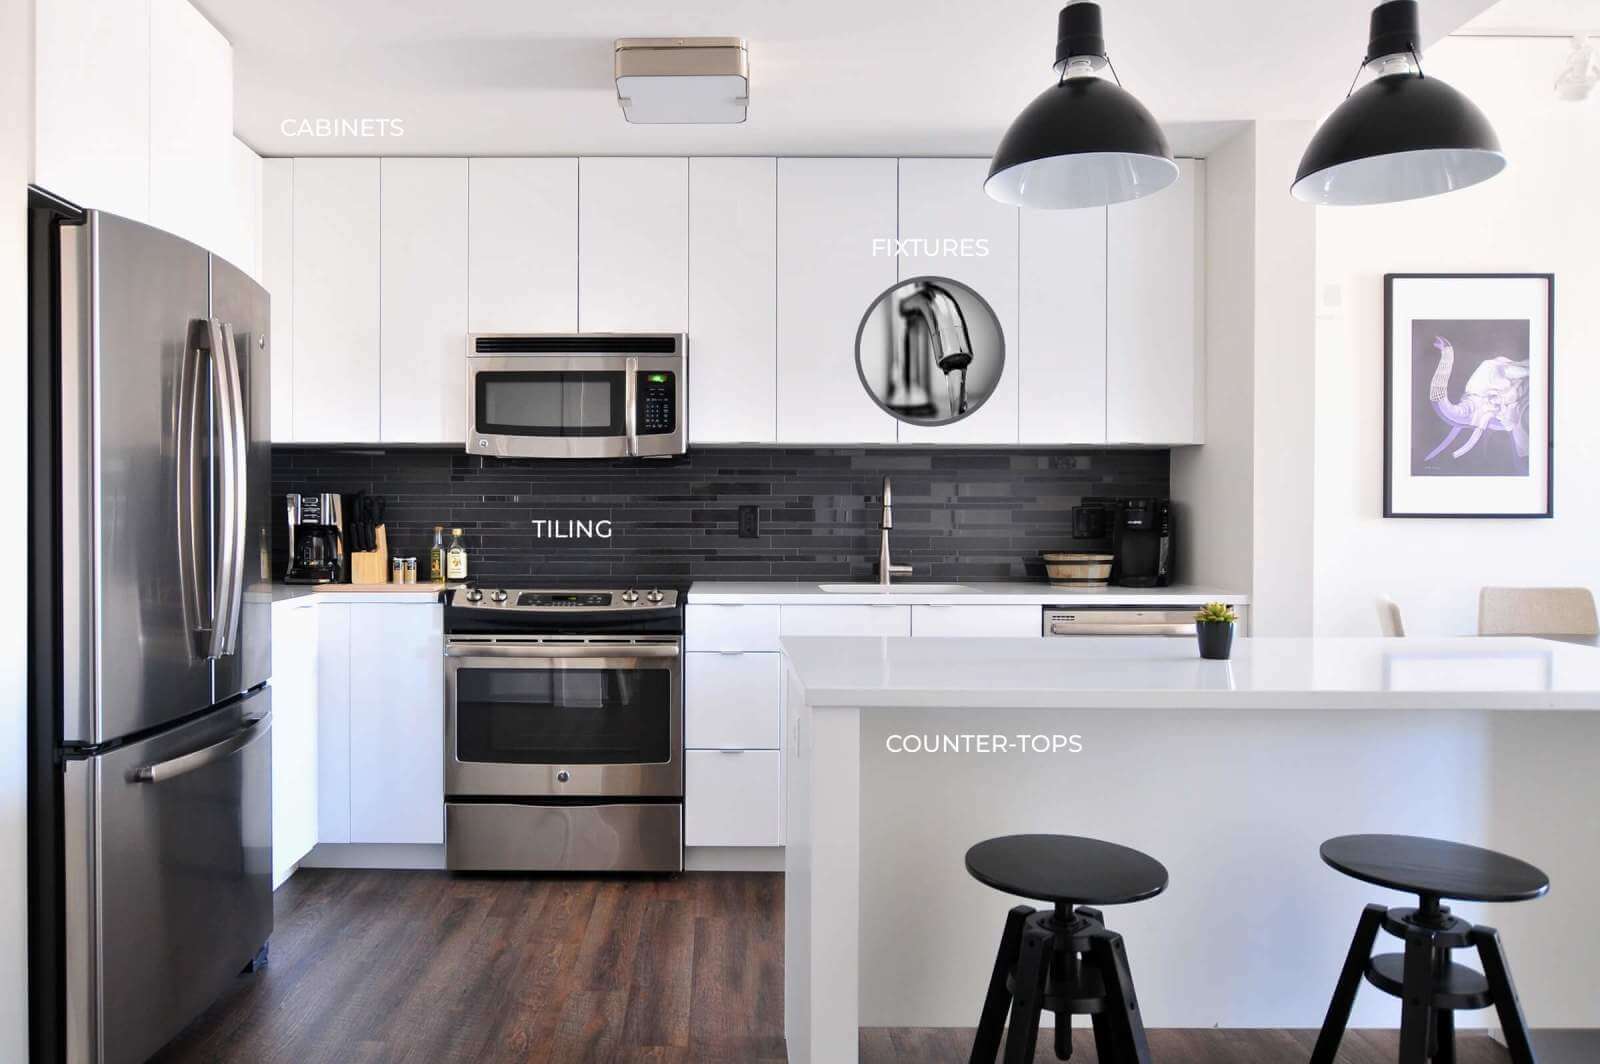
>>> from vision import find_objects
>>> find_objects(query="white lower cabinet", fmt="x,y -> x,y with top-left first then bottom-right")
310,599 -> 444,851
270,599 -> 319,887
911,604 -> 1041,638
686,653 -> 781,749
780,604 -> 912,638
347,602 -> 445,844
685,750 -> 782,847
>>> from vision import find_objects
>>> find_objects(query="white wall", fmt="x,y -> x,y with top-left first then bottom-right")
1173,120 -> 1316,633
2,0 -> 34,1055
1313,36 -> 1600,635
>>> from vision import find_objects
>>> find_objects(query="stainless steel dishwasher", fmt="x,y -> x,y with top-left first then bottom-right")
1041,605 -> 1207,637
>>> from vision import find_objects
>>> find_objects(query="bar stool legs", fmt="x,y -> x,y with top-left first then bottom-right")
1474,926 -> 1537,1063
1311,903 -> 1387,1064
968,905 -> 1152,1064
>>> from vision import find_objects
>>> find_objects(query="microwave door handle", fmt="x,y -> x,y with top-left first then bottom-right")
177,321 -> 212,659
624,356 -> 638,457
208,320 -> 248,659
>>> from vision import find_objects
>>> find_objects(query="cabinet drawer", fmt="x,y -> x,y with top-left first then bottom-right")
780,604 -> 911,638
912,605 -> 1042,638
686,652 -> 781,749
685,749 -> 781,848
686,604 -> 780,652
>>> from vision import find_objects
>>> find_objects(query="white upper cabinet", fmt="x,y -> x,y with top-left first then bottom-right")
262,159 -> 294,442
579,157 -> 688,332
776,158 -> 899,444
381,158 -> 469,443
1106,158 -> 1205,445
293,159 -> 381,442
1019,207 -> 1108,444
468,158 -> 577,333
689,157 -> 777,444
894,159 -> 1020,445
149,0 -> 232,255
225,138 -> 263,283
35,0 -> 152,222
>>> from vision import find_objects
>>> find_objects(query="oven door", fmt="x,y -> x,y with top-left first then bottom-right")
445,637 -> 683,798
467,355 -> 632,458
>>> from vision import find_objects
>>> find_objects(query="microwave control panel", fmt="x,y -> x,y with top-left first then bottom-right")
636,371 -> 677,435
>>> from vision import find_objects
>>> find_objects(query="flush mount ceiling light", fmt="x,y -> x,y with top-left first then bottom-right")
1292,0 -> 1505,205
614,37 -> 748,124
985,2 -> 1177,210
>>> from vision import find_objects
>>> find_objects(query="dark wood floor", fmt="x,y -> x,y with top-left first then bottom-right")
153,868 -> 1514,1063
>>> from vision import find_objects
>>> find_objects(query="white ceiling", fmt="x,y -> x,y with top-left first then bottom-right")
197,0 -> 1500,159
1460,0 -> 1600,34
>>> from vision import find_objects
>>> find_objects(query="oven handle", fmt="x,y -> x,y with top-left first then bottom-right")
445,640 -> 681,659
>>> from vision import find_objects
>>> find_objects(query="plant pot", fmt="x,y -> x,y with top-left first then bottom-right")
1196,621 -> 1234,660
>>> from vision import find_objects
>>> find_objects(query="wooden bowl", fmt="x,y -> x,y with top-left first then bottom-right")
1042,552 -> 1114,588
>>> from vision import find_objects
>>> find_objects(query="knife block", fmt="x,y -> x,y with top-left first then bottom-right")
348,524 -> 389,585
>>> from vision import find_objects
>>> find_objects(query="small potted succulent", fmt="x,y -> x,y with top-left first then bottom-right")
1194,602 -> 1238,661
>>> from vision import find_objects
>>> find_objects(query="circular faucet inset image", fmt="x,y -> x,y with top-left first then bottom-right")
855,276 -> 1005,426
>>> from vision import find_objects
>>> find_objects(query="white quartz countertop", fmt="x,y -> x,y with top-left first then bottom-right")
688,581 -> 1247,606
780,635 -> 1600,711
269,583 -> 449,605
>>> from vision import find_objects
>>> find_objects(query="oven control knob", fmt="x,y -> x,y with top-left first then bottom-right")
464,587 -> 483,603
556,770 -> 571,783
646,588 -> 664,604
491,589 -> 508,603
621,588 -> 640,604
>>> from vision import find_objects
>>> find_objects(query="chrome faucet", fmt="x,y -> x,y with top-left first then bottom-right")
892,281 -> 975,419
877,476 -> 913,589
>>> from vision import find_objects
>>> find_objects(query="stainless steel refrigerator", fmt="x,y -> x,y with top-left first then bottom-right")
27,188 -> 275,1064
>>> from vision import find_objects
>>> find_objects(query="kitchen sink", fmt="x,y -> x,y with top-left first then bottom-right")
817,583 -> 977,594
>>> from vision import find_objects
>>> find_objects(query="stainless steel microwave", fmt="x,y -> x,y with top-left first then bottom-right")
466,333 -> 686,458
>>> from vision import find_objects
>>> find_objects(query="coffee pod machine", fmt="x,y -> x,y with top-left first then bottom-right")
284,492 -> 346,584
1110,498 -> 1172,588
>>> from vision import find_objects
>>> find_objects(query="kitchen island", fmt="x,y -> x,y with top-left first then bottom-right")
780,636 -> 1600,1063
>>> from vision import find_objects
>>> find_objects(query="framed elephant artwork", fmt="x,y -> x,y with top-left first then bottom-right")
1384,273 -> 1554,518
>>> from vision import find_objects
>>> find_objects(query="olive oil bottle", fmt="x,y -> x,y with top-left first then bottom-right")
446,528 -> 469,580
429,526 -> 445,584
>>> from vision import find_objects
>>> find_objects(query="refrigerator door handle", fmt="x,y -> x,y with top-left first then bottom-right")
127,711 -> 271,784
209,320 -> 248,658
177,320 -> 216,659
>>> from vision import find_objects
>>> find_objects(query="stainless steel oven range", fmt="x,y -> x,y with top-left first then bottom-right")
444,587 -> 684,872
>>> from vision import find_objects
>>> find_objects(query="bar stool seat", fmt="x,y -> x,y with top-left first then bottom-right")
966,834 -> 1169,907
966,834 -> 1167,1064
1312,834 -> 1550,1064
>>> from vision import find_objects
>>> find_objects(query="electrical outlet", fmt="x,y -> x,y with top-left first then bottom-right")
738,505 -> 759,539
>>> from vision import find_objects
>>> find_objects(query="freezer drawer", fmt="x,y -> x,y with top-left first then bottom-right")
446,801 -> 682,872
64,689 -> 274,1064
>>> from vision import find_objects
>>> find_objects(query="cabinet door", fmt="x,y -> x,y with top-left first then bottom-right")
271,601 -> 319,886
149,0 -> 232,254
776,159 -> 899,444
685,750 -> 781,847
1107,158 -> 1204,445
689,157 -> 777,443
894,159 -> 1020,445
1019,207 -> 1107,444
578,157 -> 688,332
35,0 -> 150,222
686,652 -> 781,749
226,139 -> 263,282
316,603 -> 351,844
381,158 -> 469,443
348,603 -> 444,845
779,604 -> 911,638
912,605 -> 1041,638
262,160 -> 295,441
468,158 -> 577,332
293,159 -> 381,441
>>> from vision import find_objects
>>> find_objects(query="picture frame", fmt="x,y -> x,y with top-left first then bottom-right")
1383,273 -> 1554,518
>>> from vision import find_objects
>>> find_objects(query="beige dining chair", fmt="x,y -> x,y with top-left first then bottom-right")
1375,597 -> 1406,637
1477,587 -> 1600,637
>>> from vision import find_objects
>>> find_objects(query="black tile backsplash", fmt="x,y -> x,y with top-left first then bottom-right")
271,447 -> 1169,585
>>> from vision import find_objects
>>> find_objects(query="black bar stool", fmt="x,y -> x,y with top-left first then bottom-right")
965,834 -> 1168,1064
1311,834 -> 1550,1064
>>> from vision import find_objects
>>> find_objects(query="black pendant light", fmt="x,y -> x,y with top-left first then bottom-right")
1293,0 -> 1505,205
985,3 -> 1177,210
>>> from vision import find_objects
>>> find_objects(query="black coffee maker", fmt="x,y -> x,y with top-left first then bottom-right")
284,492 -> 346,584
1110,498 -> 1172,587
